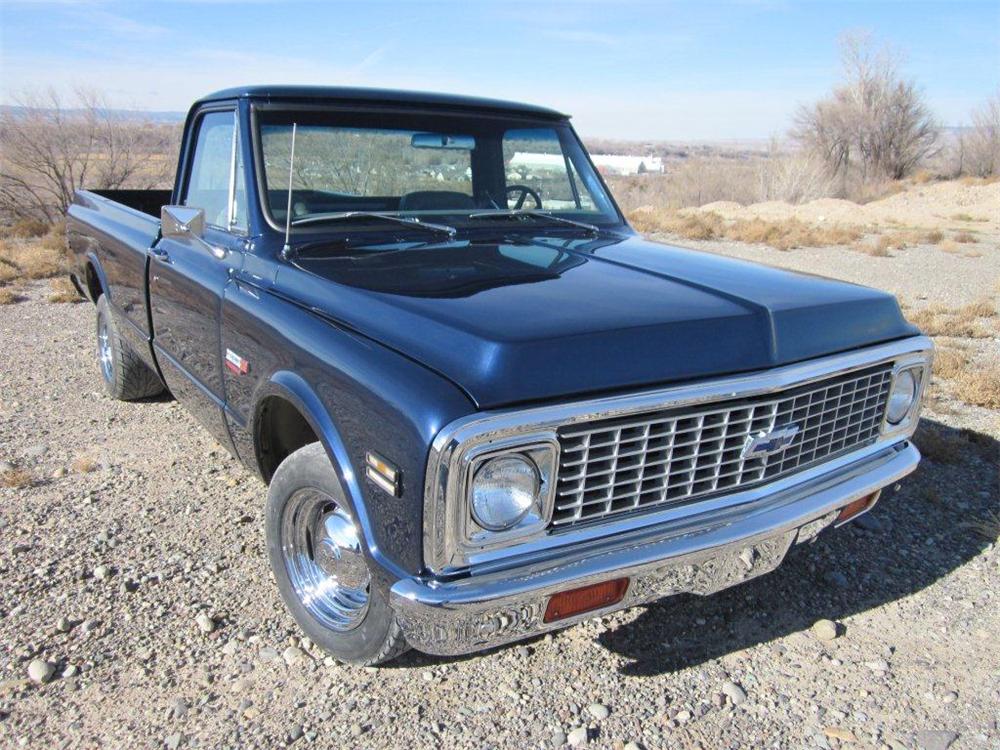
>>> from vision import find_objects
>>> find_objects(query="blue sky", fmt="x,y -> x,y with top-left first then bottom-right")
1,0 -> 997,140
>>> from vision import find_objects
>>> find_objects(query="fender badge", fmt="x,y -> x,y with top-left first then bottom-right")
225,349 -> 250,375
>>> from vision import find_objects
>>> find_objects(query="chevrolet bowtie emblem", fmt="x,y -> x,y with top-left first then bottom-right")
741,423 -> 800,459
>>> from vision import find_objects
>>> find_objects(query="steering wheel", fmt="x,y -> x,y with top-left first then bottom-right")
505,184 -> 543,210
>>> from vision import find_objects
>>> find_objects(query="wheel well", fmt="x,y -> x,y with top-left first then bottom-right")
256,396 -> 319,482
85,262 -> 103,302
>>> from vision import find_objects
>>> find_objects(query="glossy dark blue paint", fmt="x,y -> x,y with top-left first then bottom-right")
286,233 -> 917,408
66,86 -> 921,581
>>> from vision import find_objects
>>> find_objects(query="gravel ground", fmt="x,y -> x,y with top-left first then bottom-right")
1,254 -> 998,750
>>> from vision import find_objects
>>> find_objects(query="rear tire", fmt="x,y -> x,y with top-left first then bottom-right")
265,442 -> 409,666
95,295 -> 164,401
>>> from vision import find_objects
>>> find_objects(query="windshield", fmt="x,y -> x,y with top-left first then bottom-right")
255,109 -> 622,233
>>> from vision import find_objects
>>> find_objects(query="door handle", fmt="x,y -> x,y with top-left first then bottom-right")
150,246 -> 171,263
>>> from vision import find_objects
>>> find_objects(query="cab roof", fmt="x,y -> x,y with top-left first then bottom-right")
195,85 -> 567,120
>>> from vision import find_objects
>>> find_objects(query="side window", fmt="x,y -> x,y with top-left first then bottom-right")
184,111 -> 236,228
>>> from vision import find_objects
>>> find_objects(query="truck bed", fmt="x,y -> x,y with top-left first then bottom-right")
90,189 -> 172,219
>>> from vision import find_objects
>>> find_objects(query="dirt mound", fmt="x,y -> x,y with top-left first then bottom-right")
689,180 -> 1000,232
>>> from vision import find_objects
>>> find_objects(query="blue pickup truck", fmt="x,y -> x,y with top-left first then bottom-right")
66,86 -> 932,665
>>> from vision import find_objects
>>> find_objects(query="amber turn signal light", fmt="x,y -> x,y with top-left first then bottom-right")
836,491 -> 879,525
543,578 -> 629,623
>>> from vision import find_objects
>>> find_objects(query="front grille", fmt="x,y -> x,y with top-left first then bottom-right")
551,364 -> 893,528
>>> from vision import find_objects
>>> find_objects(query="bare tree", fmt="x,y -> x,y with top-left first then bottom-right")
793,33 -> 938,187
961,92 -> 1000,178
0,88 -> 179,223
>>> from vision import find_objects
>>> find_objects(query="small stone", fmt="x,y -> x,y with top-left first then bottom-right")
721,680 -> 747,706
866,659 -> 890,673
56,617 -> 73,633
812,619 -> 839,641
551,730 -> 567,747
0,461 -> 14,473
258,646 -> 279,663
824,570 -> 849,588
567,727 -> 588,747
164,733 -> 182,750
914,730 -> 959,750
586,703 -> 610,720
287,724 -> 303,743
350,723 -> 364,737
674,710 -> 692,724
940,691 -> 958,704
93,565 -> 111,581
62,664 -> 78,678
624,743 -> 643,750
51,467 -> 66,479
422,670 -> 434,681
82,618 -> 101,633
282,646 -> 305,665
853,513 -> 883,532
27,659 -> 55,684
824,727 -> 857,742
515,645 -> 531,658
195,613 -> 214,634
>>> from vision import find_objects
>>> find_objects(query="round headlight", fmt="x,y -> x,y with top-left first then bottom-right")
886,369 -> 917,424
471,455 -> 540,531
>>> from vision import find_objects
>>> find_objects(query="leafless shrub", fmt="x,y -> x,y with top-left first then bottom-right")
754,141 -> 834,203
958,92 -> 1000,178
793,33 -> 938,186
954,367 -> 1000,409
0,88 -> 180,223
0,466 -> 33,488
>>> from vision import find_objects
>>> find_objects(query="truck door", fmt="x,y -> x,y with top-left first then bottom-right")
148,107 -> 247,450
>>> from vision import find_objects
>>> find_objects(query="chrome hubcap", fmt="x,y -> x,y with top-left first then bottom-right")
97,319 -> 113,382
281,489 -> 370,631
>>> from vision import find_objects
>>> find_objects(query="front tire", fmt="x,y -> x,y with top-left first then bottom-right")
95,295 -> 165,401
265,442 -> 409,665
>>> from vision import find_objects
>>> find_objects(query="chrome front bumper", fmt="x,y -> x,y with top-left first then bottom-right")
390,441 -> 920,656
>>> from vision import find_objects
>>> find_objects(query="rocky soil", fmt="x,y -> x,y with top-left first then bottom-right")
1,260 -> 998,749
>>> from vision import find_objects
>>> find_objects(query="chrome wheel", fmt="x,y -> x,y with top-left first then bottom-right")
97,318 -> 113,382
280,489 -> 370,632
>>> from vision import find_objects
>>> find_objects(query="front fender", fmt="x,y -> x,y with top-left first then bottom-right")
253,371 -> 408,582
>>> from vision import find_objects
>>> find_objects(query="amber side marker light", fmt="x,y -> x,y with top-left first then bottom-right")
835,491 -> 880,526
543,578 -> 629,623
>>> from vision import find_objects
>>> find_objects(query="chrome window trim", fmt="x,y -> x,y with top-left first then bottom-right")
423,335 -> 933,574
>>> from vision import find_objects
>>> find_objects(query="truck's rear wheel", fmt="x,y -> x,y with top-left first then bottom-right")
265,442 -> 409,665
95,295 -> 165,401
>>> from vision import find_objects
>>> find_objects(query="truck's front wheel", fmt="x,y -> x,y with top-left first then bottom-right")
265,442 -> 409,666
95,296 -> 165,401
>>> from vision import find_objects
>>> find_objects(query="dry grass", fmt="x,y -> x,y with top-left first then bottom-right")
1,217 -> 49,239
953,232 -> 978,244
913,424 -> 971,464
71,454 -> 100,474
0,225 -> 68,280
0,467 -> 34,489
0,287 -> 23,305
628,209 -> 862,251
0,257 -> 19,284
853,237 -> 892,257
932,347 -> 969,379
908,301 -> 997,338
963,510 -> 1000,542
938,239 -> 962,254
953,367 -> 1000,409
47,277 -> 83,304
922,229 -> 944,244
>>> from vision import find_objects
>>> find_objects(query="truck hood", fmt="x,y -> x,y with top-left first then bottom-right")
279,233 -> 917,408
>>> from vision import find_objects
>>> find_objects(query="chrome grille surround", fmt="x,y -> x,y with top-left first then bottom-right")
422,336 -> 932,574
552,364 -> 892,528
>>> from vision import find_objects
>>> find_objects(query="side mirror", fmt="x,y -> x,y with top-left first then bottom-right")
161,205 -> 206,239
160,205 -> 226,259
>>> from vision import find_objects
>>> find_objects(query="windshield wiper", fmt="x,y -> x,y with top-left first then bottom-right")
468,209 -> 600,236
290,211 -> 457,239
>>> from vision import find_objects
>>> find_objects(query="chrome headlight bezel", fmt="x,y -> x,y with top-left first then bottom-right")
880,355 -> 931,438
